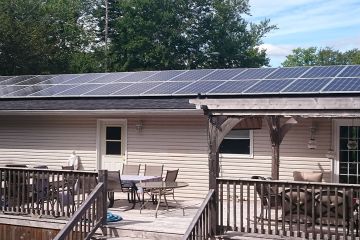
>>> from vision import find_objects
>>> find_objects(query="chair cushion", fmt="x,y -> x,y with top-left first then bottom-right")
293,171 -> 323,182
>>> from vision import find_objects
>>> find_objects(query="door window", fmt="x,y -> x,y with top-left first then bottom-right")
339,126 -> 360,184
105,126 -> 122,155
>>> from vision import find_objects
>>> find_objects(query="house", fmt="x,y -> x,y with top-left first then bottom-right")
0,66 -> 359,199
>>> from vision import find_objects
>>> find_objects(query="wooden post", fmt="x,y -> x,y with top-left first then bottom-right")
208,115 -> 243,236
266,116 -> 299,180
98,170 -> 108,228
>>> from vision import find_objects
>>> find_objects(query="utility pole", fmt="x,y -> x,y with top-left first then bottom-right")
104,0 -> 109,72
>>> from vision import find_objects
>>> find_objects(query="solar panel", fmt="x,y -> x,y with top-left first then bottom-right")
169,69 -> 215,81
266,67 -> 310,79
83,83 -> 132,96
140,70 -> 186,82
301,66 -> 345,78
5,85 -> 49,97
1,76 -> 37,85
113,82 -> 163,95
0,85 -> 29,96
0,76 -> 14,84
245,79 -> 294,93
232,68 -> 276,79
89,72 -> 131,83
282,78 -> 332,93
174,81 -> 225,95
202,69 -> 245,80
63,73 -> 107,84
209,80 -> 259,94
15,75 -> 55,85
117,71 -> 159,82
338,65 -> 360,77
322,78 -> 360,92
56,84 -> 102,96
46,74 -> 81,84
30,84 -> 77,96
142,82 -> 191,95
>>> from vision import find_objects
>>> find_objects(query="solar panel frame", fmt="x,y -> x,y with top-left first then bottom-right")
338,65 -> 360,77
29,84 -> 78,96
62,73 -> 108,84
322,77 -> 360,92
139,70 -> 186,82
265,67 -> 311,79
88,72 -> 132,83
201,69 -> 246,80
231,68 -> 277,80
142,81 -> 192,95
301,65 -> 346,78
244,79 -> 295,94
55,84 -> 103,96
281,78 -> 333,93
112,82 -> 164,96
115,71 -> 159,82
4,85 -> 50,97
83,83 -> 133,96
168,69 -> 215,81
208,80 -> 259,95
45,74 -> 81,84
173,80 -> 226,95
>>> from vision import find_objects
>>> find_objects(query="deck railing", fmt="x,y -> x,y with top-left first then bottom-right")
0,167 -> 98,218
53,170 -> 107,240
217,178 -> 360,239
183,189 -> 216,240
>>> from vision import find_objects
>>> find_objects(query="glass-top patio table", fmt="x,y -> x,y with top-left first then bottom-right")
137,181 -> 189,217
108,175 -> 162,208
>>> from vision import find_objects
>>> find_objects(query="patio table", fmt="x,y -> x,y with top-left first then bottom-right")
137,181 -> 188,218
108,175 -> 162,208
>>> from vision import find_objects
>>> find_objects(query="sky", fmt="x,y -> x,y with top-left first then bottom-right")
247,0 -> 360,67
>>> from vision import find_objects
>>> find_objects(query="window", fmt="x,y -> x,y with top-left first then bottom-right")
219,129 -> 252,155
105,126 -> 123,155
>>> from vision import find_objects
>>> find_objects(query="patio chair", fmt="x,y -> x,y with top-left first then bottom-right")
314,190 -> 351,231
122,164 -> 140,175
150,169 -> 179,209
144,164 -> 163,177
283,187 -> 313,224
107,171 -> 139,208
122,164 -> 141,202
251,176 -> 282,221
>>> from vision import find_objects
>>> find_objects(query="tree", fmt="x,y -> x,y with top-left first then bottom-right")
282,47 -> 360,67
102,0 -> 276,71
0,0 -> 98,75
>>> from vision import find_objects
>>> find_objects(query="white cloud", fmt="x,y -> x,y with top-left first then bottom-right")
259,44 -> 294,57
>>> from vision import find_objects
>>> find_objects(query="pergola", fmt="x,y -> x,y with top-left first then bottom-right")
190,96 -> 360,188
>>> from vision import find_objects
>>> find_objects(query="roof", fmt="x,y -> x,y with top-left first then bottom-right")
0,65 -> 360,100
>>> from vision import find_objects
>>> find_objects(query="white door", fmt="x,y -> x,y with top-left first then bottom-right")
334,119 -> 360,183
98,120 -> 127,171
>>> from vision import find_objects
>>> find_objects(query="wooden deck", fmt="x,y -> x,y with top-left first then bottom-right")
101,192 -> 202,240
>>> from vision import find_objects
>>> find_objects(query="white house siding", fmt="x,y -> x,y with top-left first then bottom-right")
220,118 -> 332,182
0,115 -> 333,199
0,114 -> 210,199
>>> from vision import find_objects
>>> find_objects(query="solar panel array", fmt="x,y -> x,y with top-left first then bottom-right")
0,65 -> 360,98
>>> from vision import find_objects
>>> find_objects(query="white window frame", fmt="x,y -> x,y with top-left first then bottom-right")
219,129 -> 254,158
333,119 -> 360,183
96,119 -> 128,170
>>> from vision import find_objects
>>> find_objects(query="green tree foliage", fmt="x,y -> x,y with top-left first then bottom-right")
0,0 -> 99,75
104,0 -> 276,71
282,47 -> 360,67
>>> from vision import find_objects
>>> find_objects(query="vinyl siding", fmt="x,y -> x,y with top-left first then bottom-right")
0,115 -> 333,199
220,118 -> 332,182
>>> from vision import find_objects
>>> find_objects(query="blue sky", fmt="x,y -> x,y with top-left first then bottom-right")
248,0 -> 360,67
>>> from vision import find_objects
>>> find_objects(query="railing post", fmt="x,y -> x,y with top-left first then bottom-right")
98,170 -> 108,227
